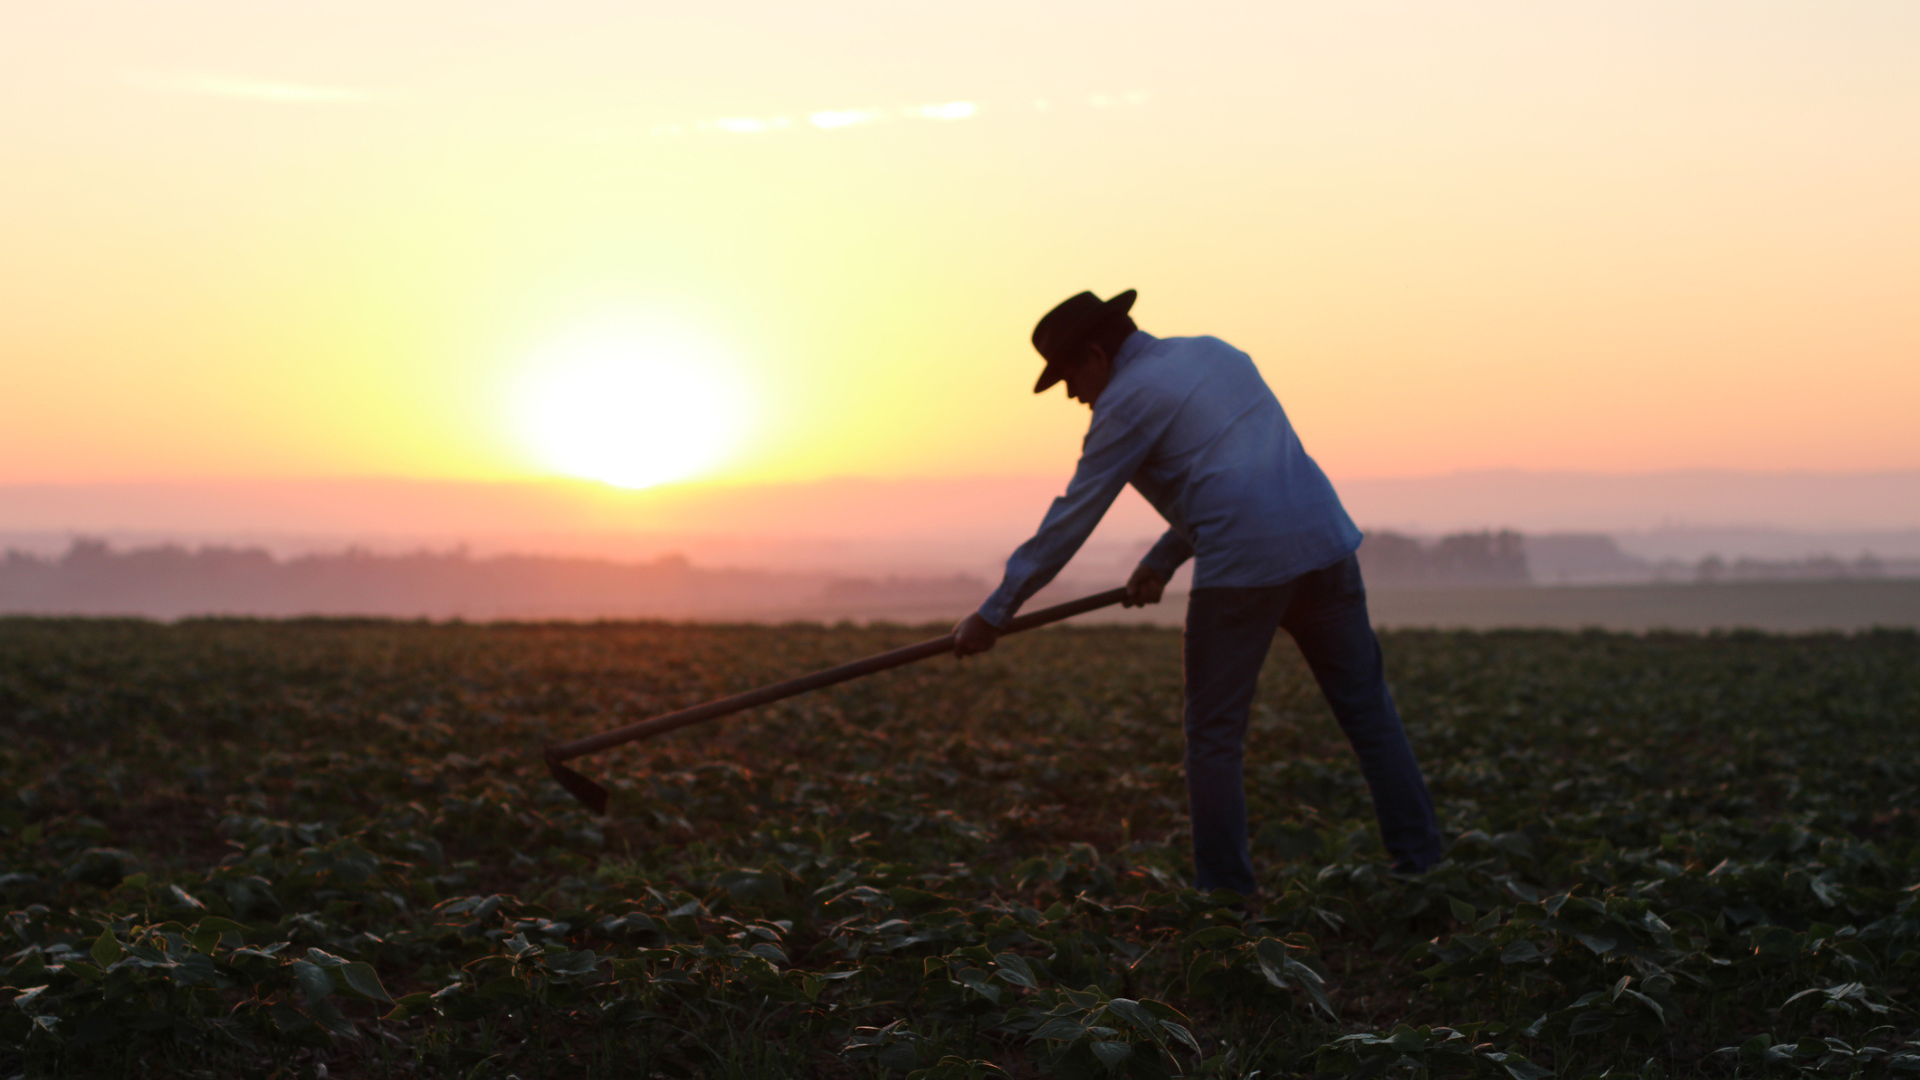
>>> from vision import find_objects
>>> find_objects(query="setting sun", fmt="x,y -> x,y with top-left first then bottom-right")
515,325 -> 748,490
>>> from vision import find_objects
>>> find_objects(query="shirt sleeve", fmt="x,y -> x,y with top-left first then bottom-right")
1138,527 -> 1194,579
976,400 -> 1162,627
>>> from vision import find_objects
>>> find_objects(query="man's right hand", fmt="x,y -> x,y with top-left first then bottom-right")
1124,565 -> 1166,607
952,612 -> 1001,657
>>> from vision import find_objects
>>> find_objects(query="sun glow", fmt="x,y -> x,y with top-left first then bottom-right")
515,326 -> 747,489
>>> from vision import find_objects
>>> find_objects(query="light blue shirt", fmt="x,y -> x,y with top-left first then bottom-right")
978,331 -> 1362,627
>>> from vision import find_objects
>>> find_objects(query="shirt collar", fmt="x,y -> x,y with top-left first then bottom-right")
1110,330 -> 1156,378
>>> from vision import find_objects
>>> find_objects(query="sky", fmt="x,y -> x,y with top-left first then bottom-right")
3,2 -> 1917,500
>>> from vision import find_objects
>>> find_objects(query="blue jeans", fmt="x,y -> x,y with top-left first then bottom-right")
1183,554 -> 1443,892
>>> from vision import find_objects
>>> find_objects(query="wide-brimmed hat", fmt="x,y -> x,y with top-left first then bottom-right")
1031,289 -> 1137,393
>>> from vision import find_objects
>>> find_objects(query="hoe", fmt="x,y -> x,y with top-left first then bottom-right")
543,586 -> 1130,812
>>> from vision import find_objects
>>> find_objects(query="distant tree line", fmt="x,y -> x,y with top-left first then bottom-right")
0,540 -> 1002,622
0,539 -> 824,621
1692,553 -> 1895,583
1357,530 -> 1531,587
11,532 -> 1903,622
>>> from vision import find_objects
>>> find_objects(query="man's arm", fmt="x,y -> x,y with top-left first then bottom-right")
1140,528 -> 1193,579
957,399 -> 1164,654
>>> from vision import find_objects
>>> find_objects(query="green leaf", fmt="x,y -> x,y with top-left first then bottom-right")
90,930 -> 125,967
7,950 -> 47,985
1284,954 -> 1336,1019
546,949 -> 602,977
1570,928 -> 1617,955
271,1003 -> 313,1033
1062,986 -> 1107,1009
290,959 -> 334,1002
1622,988 -> 1666,1024
188,916 -> 250,955
478,975 -> 530,1001
956,968 -> 1001,1004
383,992 -> 433,1021
306,947 -> 348,968
1089,1040 -> 1132,1071
1161,1021 -> 1202,1053
312,1001 -> 357,1040
1499,938 -> 1543,964
1387,1025 -> 1430,1052
1501,1057 -> 1553,1080
338,961 -> 394,1003
1184,925 -> 1245,948
1185,953 -> 1223,995
1252,937 -> 1293,989
879,1044 -> 919,1073
1568,1012 -> 1615,1037
1448,897 -> 1476,923
1103,998 -> 1163,1038
888,885 -> 949,911
1454,933 -> 1495,955
992,953 -> 1039,989
169,950 -> 222,988
1030,1017 -> 1086,1042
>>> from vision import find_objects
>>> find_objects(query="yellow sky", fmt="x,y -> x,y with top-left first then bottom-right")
3,1 -> 1917,492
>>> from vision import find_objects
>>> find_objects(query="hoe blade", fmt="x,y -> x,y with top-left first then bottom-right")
544,745 -> 609,814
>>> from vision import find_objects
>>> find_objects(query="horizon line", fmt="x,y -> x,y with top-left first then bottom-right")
5,464 -> 1920,490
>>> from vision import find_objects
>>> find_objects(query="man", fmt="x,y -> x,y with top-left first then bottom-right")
953,289 -> 1444,894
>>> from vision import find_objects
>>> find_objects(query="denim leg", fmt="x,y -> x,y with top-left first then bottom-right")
1279,556 -> 1444,872
1183,585 -> 1291,894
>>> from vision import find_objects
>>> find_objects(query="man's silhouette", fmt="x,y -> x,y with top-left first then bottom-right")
953,290 -> 1444,894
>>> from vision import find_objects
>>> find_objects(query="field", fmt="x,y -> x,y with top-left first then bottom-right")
2,616 -> 1918,1078
1061,581 -> 1920,635
1362,582 -> 1920,635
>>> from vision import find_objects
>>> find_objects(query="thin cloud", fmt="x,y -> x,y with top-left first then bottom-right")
122,70 -> 374,104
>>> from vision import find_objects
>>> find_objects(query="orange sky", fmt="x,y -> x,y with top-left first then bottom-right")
3,2 -> 1917,494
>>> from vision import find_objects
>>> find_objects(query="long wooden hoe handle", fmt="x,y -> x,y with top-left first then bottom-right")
543,586 -> 1131,812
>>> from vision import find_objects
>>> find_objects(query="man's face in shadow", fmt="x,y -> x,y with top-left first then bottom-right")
1062,343 -> 1114,408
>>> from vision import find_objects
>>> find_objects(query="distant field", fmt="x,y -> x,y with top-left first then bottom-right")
1365,579 -> 1920,633
1043,579 -> 1920,634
